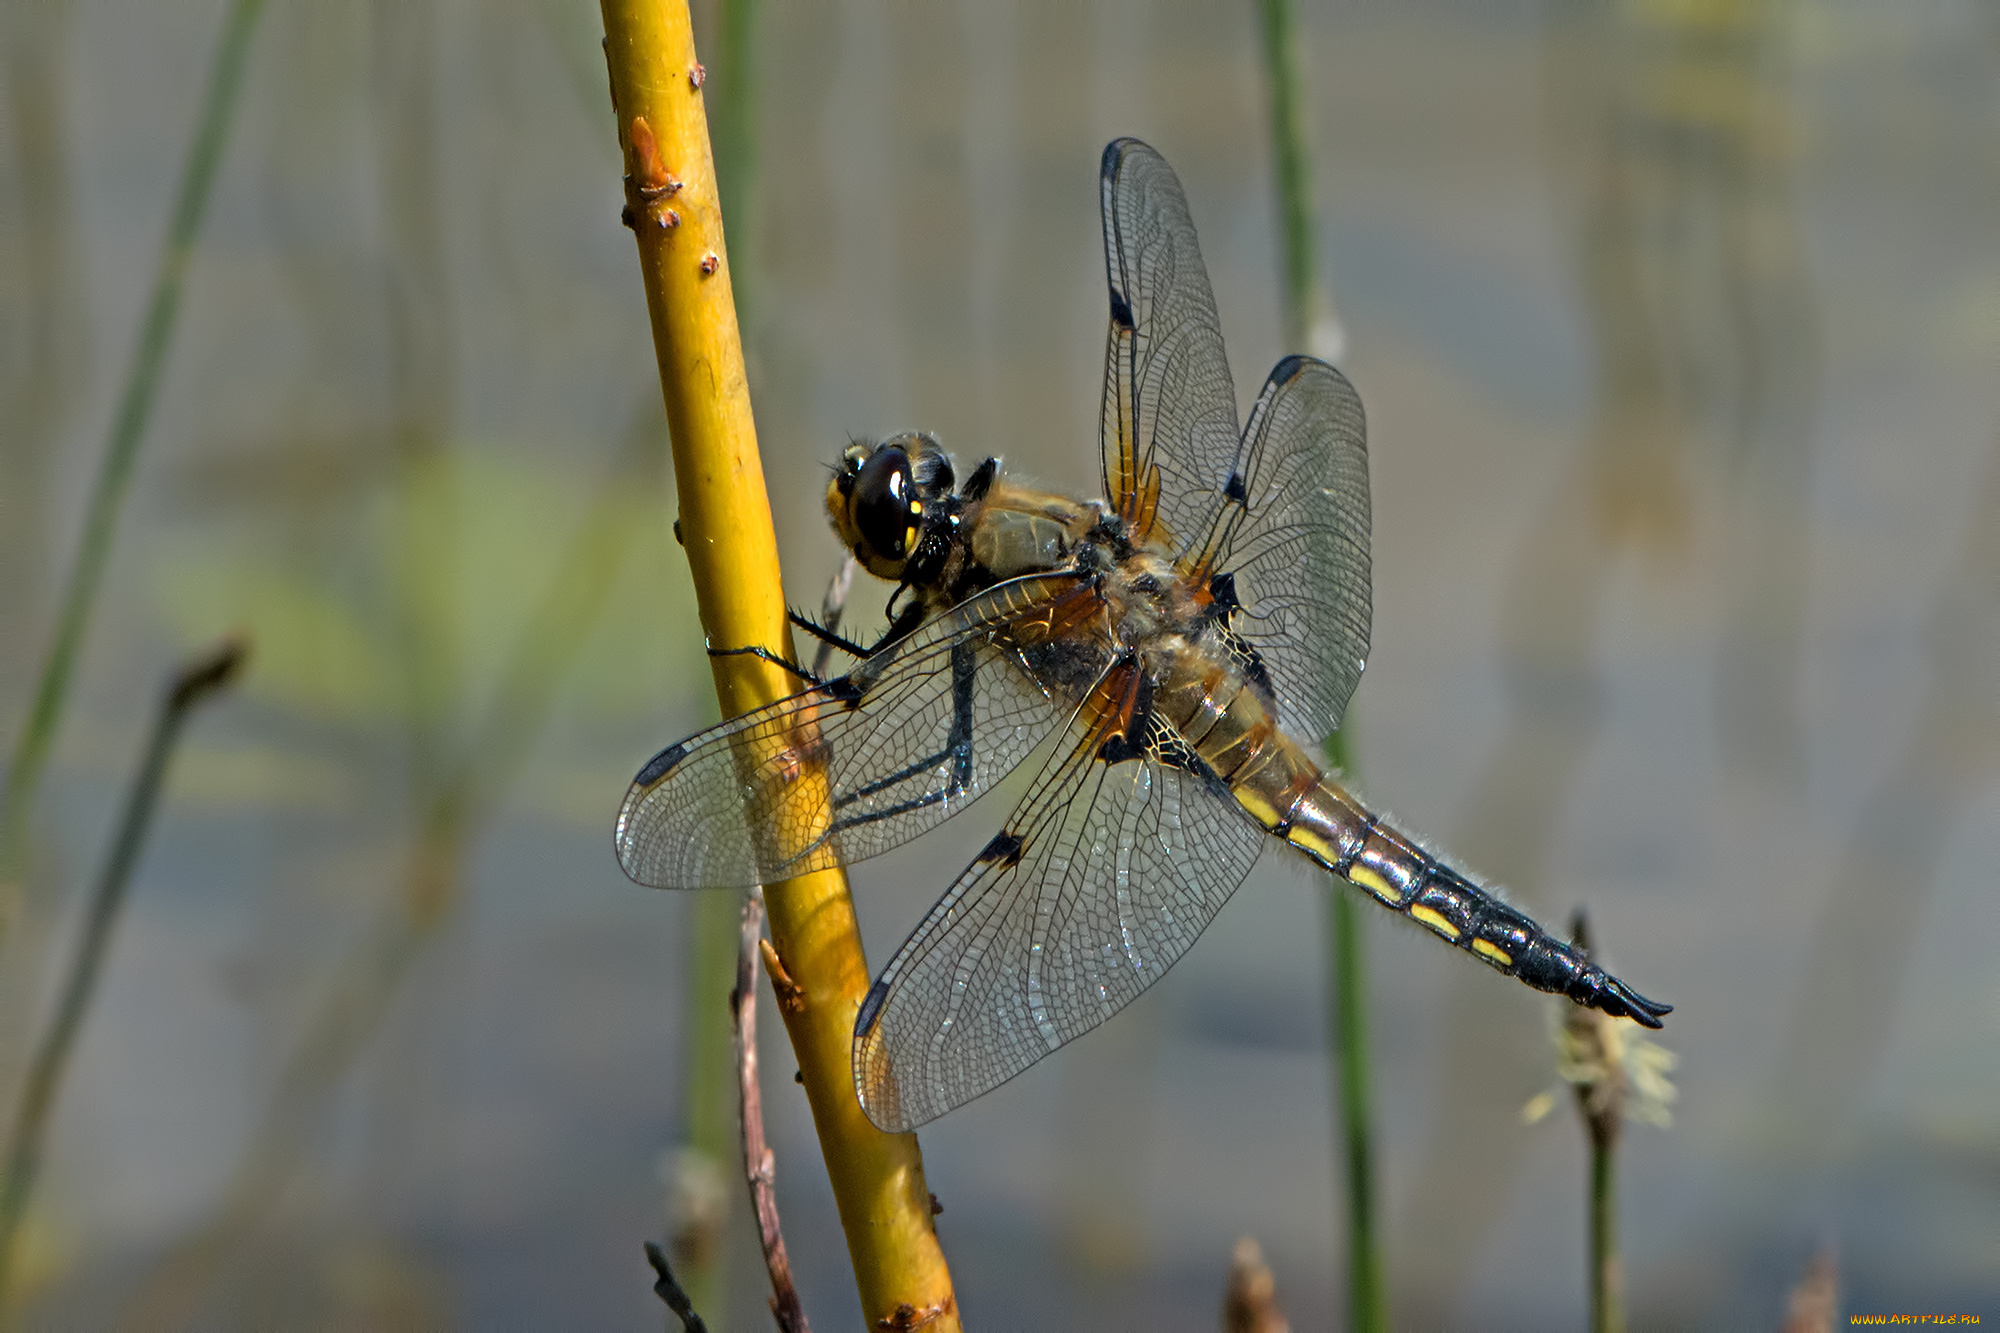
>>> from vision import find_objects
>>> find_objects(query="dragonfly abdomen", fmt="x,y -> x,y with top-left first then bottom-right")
1159,655 -> 1671,1027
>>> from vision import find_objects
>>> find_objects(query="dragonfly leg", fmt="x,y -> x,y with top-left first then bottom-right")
791,598 -> 930,664
790,610 -> 870,661
708,643 -> 822,687
829,638 -> 979,829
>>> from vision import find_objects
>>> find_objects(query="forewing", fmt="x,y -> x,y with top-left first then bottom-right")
1098,138 -> 1242,552
852,664 -> 1268,1131
1201,356 -> 1371,743
615,573 -> 1105,889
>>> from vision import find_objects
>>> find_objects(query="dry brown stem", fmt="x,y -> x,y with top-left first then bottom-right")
736,889 -> 810,1333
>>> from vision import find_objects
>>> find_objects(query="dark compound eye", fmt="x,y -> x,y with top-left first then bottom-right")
853,445 -> 917,561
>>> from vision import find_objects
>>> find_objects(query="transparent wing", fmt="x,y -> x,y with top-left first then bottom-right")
615,573 -> 1110,889
1098,138 -> 1243,553
1200,355 -> 1372,742
853,660 -> 1268,1131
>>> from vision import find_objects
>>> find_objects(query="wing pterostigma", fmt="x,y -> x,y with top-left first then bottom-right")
1098,138 -> 1243,553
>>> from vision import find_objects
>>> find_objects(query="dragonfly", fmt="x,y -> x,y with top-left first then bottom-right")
616,138 -> 1670,1133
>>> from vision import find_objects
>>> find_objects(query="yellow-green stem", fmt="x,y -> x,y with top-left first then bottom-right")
597,3 -> 958,1325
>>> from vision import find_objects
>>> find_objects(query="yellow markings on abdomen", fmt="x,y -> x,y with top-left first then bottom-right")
1408,904 -> 1462,941
1277,771 -> 1374,875
1346,863 -> 1402,906
1285,823 -> 1336,862
1255,767 -> 1536,980
1233,785 -> 1285,831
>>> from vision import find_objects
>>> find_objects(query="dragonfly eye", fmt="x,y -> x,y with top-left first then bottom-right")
852,445 -> 917,564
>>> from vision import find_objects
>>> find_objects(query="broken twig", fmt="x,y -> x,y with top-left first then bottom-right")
644,1239 -> 708,1332
0,636 -> 248,1303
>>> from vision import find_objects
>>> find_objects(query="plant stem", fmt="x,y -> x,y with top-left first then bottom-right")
1257,0 -> 1344,360
597,4 -> 958,1324
706,0 -> 760,324
0,0 -> 267,938
1325,734 -> 1385,1333
1588,1119 -> 1623,1333
1566,913 -> 1626,1333
1256,3 -> 1379,1327
678,888 -> 741,1315
733,890 -> 809,1333
0,639 -> 246,1312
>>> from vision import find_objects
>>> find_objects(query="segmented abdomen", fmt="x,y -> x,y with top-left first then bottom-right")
1149,643 -> 1668,1025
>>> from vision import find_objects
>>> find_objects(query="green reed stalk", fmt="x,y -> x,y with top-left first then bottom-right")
1324,732 -> 1384,1333
0,0 -> 267,937
1256,3 -> 1380,1328
1587,1116 -> 1621,1333
1563,912 -> 1627,1333
0,639 -> 245,1313
1260,0 -> 1317,355
709,0 -> 761,324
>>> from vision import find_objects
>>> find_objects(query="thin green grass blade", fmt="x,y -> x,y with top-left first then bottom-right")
0,0 -> 269,936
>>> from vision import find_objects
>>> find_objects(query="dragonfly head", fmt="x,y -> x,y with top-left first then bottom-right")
828,432 -> 956,582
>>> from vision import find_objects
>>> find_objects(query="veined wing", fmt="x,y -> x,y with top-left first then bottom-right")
615,572 -> 1110,890
1098,138 -> 1242,553
1197,356 -> 1371,743
853,657 -> 1267,1131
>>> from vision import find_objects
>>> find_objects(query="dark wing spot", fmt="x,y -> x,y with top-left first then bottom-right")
1208,571 -> 1241,615
1224,471 -> 1247,503
634,742 -> 688,787
1108,287 -> 1135,332
977,830 -> 1025,867
1097,672 -> 1155,765
1098,732 -> 1146,765
824,676 -> 865,705
855,978 -> 891,1037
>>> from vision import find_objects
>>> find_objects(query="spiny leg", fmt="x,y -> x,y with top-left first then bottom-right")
707,643 -> 821,687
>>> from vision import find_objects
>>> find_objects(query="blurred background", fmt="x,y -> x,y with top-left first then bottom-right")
1,0 -> 1997,1326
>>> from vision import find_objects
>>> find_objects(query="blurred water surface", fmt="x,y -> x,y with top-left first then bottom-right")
1,0 -> 1996,1327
